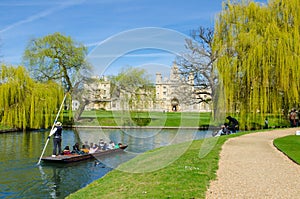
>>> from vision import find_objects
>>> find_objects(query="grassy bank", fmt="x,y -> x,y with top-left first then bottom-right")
68,111 -> 213,127
273,135 -> 300,164
67,110 -> 289,129
67,132 -> 248,199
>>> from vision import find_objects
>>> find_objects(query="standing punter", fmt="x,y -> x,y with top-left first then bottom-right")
50,121 -> 63,157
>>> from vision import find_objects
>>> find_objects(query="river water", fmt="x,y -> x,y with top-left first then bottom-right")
0,128 -> 211,199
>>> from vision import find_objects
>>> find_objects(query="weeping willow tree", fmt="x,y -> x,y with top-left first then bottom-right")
0,65 -> 64,129
213,0 -> 300,129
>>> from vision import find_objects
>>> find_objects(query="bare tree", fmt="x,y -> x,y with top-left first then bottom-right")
176,27 -> 218,115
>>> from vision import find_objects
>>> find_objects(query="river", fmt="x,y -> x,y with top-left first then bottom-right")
0,128 -> 211,199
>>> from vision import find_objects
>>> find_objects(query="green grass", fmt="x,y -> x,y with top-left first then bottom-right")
0,125 -> 13,131
273,135 -> 300,164
66,110 -> 290,130
71,110 -> 213,127
67,132 -> 249,199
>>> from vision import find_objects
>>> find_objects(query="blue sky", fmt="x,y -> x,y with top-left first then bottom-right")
0,0 -> 267,77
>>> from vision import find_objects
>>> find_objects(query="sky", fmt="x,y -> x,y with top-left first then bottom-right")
0,0 -> 267,78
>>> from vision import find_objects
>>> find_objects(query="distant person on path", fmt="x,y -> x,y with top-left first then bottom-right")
296,110 -> 299,127
264,118 -> 269,129
226,116 -> 239,133
289,109 -> 297,127
50,121 -> 63,157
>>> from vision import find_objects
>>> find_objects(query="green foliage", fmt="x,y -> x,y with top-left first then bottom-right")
274,135 -> 300,164
108,66 -> 155,112
0,65 -> 64,129
109,67 -> 151,91
213,0 -> 300,129
23,32 -> 90,92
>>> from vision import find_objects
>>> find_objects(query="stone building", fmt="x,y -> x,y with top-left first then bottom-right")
83,76 -> 112,111
76,64 -> 211,112
155,63 -> 211,112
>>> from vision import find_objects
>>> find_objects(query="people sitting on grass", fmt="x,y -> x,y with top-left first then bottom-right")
213,117 -> 239,137
213,124 -> 230,137
226,116 -> 239,133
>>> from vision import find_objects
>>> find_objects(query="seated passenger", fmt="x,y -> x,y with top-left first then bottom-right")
99,139 -> 105,150
115,143 -> 123,149
107,141 -> 115,150
72,142 -> 81,154
81,145 -> 89,154
103,143 -> 108,150
63,146 -> 71,155
89,145 -> 99,154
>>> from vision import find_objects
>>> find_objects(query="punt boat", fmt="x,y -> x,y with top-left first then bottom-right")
41,145 -> 127,163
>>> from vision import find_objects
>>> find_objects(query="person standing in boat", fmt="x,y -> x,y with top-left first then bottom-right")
49,121 -> 63,157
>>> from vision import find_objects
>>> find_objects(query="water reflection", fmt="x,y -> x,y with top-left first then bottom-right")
0,128 -> 210,199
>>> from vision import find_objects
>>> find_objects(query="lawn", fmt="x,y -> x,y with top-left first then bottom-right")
71,110 -> 213,127
66,132 -> 248,199
273,135 -> 300,164
67,110 -> 289,130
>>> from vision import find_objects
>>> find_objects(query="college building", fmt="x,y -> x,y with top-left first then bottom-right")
73,63 -> 211,112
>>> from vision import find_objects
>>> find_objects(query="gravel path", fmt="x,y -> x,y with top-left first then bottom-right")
206,128 -> 300,199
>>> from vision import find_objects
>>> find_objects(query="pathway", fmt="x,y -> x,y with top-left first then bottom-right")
206,128 -> 300,198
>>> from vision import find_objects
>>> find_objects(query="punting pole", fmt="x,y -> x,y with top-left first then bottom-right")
37,93 -> 68,165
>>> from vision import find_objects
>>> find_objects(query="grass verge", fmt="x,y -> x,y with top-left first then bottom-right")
67,132 -> 249,199
273,135 -> 300,164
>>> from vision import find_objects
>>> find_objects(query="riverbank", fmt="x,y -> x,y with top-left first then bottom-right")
0,128 -> 19,134
67,128 -> 299,198
66,131 -> 247,198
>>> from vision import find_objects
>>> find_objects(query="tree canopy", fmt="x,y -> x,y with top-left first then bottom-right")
213,0 -> 300,129
0,65 -> 63,129
23,32 -> 91,92
109,67 -> 154,110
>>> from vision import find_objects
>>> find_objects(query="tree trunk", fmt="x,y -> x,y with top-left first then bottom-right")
73,99 -> 89,122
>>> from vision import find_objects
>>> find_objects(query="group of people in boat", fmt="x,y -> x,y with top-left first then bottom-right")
213,116 -> 239,137
50,121 -> 124,157
60,140 -> 124,156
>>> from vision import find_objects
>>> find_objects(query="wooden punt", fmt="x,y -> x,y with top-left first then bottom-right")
41,145 -> 127,163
